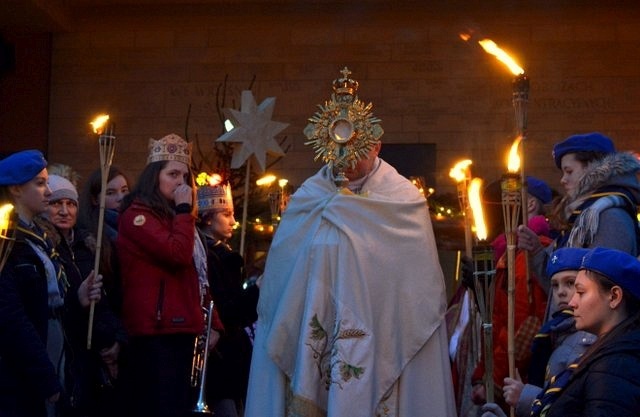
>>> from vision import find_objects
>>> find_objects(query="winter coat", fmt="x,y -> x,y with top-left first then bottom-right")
557,151 -> 640,253
0,227 -> 63,417
62,227 -> 128,415
545,322 -> 640,417
204,237 -> 259,402
516,315 -> 596,417
116,200 -> 205,336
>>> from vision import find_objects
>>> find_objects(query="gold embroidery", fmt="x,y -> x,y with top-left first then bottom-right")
306,313 -> 367,390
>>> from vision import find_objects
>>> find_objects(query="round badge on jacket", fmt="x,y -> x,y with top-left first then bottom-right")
133,214 -> 146,226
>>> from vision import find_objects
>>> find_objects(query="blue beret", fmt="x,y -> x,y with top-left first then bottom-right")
526,176 -> 552,204
552,132 -> 615,168
0,150 -> 47,186
546,247 -> 590,278
580,247 -> 640,301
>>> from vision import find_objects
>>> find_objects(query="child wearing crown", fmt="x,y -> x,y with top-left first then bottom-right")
196,177 -> 259,416
116,134 -> 224,417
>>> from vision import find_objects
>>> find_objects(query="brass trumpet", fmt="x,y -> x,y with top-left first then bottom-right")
191,300 -> 215,415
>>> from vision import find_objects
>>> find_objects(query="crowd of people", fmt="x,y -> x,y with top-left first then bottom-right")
1,70 -> 640,417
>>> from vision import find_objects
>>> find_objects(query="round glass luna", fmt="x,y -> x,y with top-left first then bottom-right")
329,118 -> 354,144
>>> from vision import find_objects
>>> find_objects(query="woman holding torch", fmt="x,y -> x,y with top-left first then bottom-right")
518,133 -> 640,299
0,150 -> 102,417
41,172 -> 129,416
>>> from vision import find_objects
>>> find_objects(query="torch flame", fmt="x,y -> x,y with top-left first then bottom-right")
507,135 -> 523,173
449,159 -> 473,183
256,174 -> 277,187
90,114 -> 110,135
468,178 -> 488,241
478,39 -> 524,75
0,203 -> 13,237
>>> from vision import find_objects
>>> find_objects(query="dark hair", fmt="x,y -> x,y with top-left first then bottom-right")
77,165 -> 131,235
586,269 -> 640,317
548,150 -> 611,232
76,166 -> 131,285
0,187 -> 11,205
121,160 -> 195,219
575,270 -> 640,367
568,150 -> 610,167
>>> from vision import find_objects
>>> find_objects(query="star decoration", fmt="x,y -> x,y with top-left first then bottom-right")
216,90 -> 289,172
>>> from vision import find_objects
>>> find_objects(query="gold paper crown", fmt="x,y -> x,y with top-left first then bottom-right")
147,133 -> 192,165
304,67 -> 384,173
197,182 -> 233,213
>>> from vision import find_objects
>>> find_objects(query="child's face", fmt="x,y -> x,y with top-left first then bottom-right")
551,270 -> 578,310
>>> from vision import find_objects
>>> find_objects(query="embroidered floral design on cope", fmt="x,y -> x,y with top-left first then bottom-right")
306,313 -> 367,390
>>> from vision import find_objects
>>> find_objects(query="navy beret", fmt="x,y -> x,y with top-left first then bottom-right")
546,247 -> 589,278
552,132 -> 615,169
580,247 -> 640,301
0,150 -> 47,186
526,176 -> 552,204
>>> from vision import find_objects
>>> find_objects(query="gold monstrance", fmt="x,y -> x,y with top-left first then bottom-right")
304,67 -> 384,189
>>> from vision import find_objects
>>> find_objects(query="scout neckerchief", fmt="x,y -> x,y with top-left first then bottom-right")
556,186 -> 640,250
16,219 -> 69,307
527,308 -> 575,387
530,360 -> 579,417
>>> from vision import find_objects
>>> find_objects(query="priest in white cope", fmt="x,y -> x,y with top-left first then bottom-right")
245,68 -> 456,417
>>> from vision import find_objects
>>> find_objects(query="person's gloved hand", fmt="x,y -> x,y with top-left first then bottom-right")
480,402 -> 508,417
460,255 -> 474,289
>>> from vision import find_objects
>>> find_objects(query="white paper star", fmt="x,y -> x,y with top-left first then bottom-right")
216,90 -> 288,172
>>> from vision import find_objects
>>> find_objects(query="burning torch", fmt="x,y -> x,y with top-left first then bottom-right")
87,114 -> 115,350
468,177 -> 496,403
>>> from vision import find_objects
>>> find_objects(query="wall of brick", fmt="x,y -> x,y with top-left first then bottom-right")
44,2 -> 640,199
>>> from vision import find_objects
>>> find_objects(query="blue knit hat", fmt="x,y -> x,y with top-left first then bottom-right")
526,176 -> 552,204
580,247 -> 640,301
0,150 -> 47,186
552,132 -> 615,169
546,247 -> 590,278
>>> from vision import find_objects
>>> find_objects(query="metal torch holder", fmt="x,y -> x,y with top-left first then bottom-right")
472,244 -> 496,403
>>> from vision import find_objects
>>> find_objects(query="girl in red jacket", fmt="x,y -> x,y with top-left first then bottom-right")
117,134 -> 223,417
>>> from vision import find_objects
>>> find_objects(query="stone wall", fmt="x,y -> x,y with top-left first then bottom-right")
43,2 -> 640,196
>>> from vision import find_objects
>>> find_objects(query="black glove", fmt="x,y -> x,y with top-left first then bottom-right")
460,254 -> 475,289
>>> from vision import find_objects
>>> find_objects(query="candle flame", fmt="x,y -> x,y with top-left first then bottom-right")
507,135 -> 523,173
278,179 -> 288,188
478,39 -> 524,75
449,159 -> 473,183
0,203 -> 14,238
468,178 -> 488,241
90,114 -> 110,135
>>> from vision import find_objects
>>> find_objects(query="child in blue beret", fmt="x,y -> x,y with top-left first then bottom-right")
0,149 -> 103,417
482,246 -> 640,417
499,247 -> 597,417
